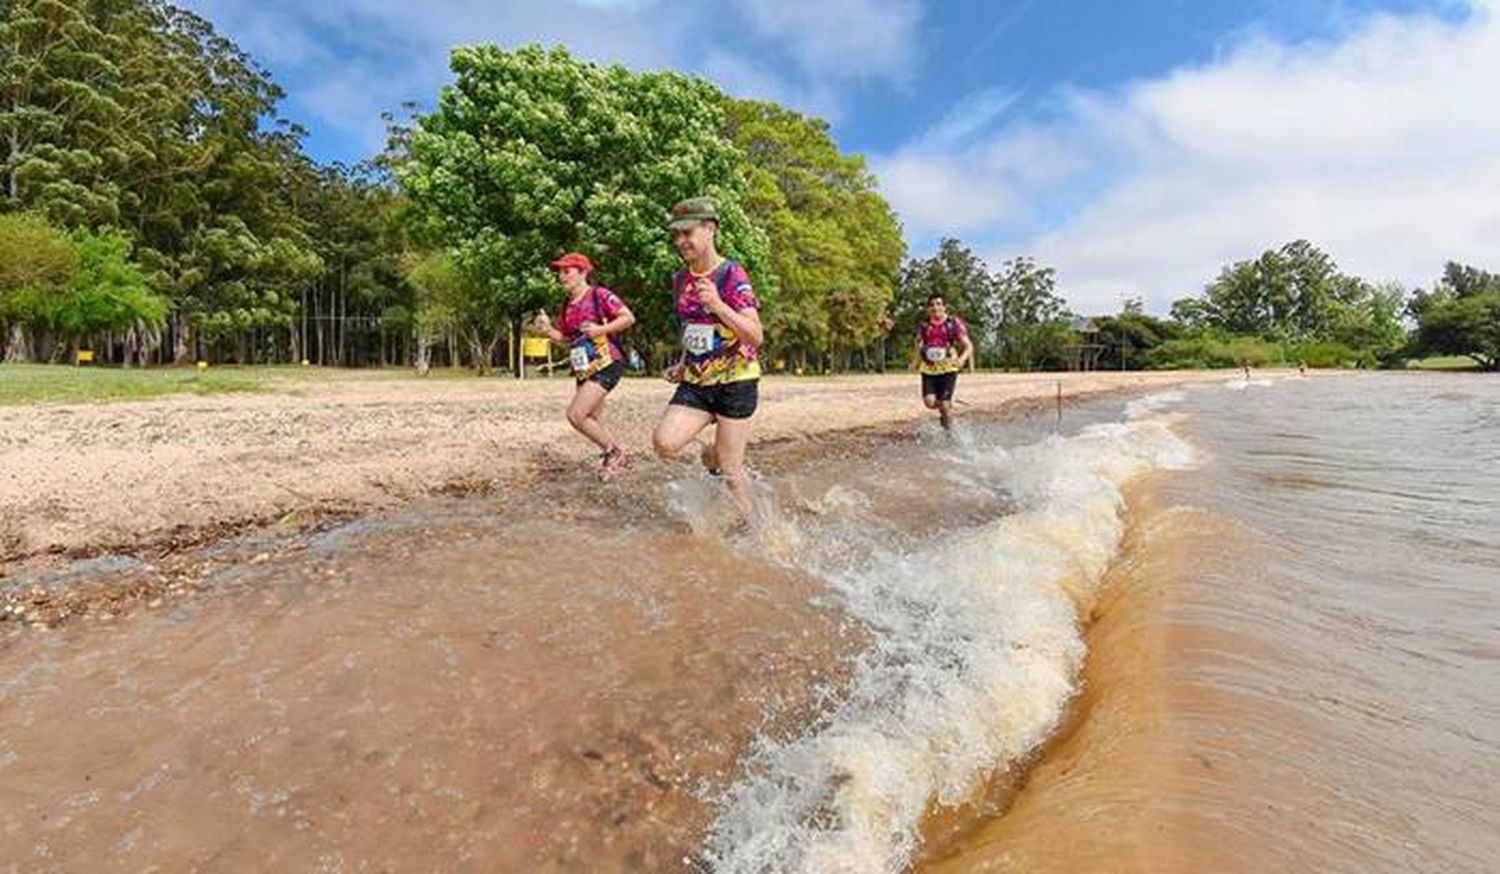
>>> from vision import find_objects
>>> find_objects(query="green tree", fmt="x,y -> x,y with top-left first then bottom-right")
1174,240 -> 1413,368
1318,279 -> 1407,366
723,98 -> 903,371
992,256 -> 1070,370
402,250 -> 465,374
1196,240 -> 1358,341
37,228 -> 170,362
1409,261 -> 1500,370
1,0 -> 128,223
400,44 -> 770,373
892,239 -> 993,364
1094,310 -> 1181,370
3,0 -> 328,364
0,211 -> 78,361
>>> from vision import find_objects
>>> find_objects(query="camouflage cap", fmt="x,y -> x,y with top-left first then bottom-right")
667,197 -> 719,230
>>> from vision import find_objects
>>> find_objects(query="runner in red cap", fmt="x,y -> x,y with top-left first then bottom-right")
532,252 -> 636,479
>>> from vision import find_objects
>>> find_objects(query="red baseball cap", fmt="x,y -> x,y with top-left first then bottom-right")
549,252 -> 593,274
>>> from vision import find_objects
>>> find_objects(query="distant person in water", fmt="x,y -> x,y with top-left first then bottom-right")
914,294 -> 973,429
532,252 -> 636,480
651,197 -> 765,522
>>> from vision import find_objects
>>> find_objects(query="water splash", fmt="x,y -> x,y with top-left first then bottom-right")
699,412 -> 1196,873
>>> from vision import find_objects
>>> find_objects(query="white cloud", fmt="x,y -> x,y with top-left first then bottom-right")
182,0 -> 922,157
700,51 -> 845,123
881,4 -> 1500,315
734,0 -> 925,83
871,89 -> 1088,239
183,0 -> 695,152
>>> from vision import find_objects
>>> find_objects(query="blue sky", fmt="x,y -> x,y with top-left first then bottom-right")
183,0 -> 1498,314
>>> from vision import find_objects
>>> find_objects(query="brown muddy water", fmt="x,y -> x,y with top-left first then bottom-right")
925,373 -> 1500,873
4,374 -> 1496,872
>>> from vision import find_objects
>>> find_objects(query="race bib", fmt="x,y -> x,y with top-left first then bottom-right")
683,323 -> 719,357
924,345 -> 949,363
569,343 -> 593,374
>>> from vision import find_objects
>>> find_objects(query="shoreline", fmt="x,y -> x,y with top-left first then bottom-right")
2,371 -> 1238,571
2,375 -> 1199,869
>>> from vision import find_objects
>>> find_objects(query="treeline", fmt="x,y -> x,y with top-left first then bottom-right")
1,3 -> 906,371
885,237 -> 1500,373
6,1 -> 1496,373
1157,243 -> 1498,371
1,0 -> 377,365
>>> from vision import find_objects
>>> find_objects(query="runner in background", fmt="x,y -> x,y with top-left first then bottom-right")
914,293 -> 973,429
532,252 -> 636,480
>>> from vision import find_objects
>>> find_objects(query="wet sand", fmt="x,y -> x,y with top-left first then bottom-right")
0,369 -> 1257,871
0,500 -> 866,870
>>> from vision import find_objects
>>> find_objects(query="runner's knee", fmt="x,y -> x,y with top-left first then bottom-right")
652,428 -> 681,459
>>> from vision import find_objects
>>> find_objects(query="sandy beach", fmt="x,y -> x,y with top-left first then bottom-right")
1,370 -> 1234,564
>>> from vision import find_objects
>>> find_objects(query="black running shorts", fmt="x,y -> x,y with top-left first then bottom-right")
921,372 -> 958,402
669,379 -> 759,419
577,360 -> 625,391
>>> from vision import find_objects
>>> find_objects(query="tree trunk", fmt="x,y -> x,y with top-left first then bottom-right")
4,323 -> 29,363
414,327 -> 431,375
173,313 -> 192,364
337,260 -> 347,366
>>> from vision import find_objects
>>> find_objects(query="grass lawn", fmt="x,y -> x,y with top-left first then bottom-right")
1406,355 -> 1483,372
0,363 -> 339,405
0,362 -> 532,405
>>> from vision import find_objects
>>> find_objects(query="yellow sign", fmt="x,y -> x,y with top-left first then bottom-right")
75,350 -> 95,364
521,337 -> 551,359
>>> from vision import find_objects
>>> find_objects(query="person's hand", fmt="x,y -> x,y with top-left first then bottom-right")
694,275 -> 725,313
581,322 -> 606,339
663,362 -> 684,384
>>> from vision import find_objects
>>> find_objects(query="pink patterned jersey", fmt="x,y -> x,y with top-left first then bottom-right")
675,261 -> 760,385
557,286 -> 625,372
916,315 -> 968,375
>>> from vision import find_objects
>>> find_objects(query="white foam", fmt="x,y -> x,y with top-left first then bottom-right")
700,413 -> 1195,873
1125,390 -> 1185,419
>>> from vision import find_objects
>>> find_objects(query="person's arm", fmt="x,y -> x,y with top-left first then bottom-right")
532,312 -> 565,344
695,275 -> 763,346
663,350 -> 686,383
715,305 -> 763,347
581,304 -> 636,339
955,332 -> 975,368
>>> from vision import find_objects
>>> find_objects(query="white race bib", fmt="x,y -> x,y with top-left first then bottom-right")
569,345 -> 591,373
683,323 -> 718,357
924,345 -> 949,363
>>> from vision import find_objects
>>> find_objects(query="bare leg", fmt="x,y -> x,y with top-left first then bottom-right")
713,416 -> 757,522
653,404 -> 715,459
938,399 -> 953,429
566,381 -> 616,451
